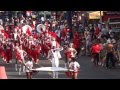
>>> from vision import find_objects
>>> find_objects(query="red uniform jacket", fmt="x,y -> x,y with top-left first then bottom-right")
73,37 -> 81,49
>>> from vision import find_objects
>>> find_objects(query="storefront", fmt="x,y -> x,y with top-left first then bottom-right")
102,11 -> 120,32
88,11 -> 103,24
102,11 -> 120,22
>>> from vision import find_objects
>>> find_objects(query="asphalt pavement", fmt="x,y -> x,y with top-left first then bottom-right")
1,54 -> 120,79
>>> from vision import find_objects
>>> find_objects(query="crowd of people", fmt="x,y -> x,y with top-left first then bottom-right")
0,11 -> 120,79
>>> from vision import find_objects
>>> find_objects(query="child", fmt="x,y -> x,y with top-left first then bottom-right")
24,57 -> 33,79
68,57 -> 80,79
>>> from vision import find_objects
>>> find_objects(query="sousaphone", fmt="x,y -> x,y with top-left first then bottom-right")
36,24 -> 46,33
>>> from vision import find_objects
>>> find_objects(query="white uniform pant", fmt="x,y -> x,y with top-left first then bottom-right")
51,58 -> 59,78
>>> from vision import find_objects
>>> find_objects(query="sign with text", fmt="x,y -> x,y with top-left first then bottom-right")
89,11 -> 103,19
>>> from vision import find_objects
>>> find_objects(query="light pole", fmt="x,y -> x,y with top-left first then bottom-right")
100,11 -> 102,24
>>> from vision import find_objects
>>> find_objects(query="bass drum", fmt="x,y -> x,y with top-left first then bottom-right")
36,24 -> 46,33
22,25 -> 32,34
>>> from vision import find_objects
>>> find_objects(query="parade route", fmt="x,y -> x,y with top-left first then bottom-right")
0,11 -> 120,79
1,56 -> 120,79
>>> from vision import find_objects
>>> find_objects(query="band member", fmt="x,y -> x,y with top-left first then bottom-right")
0,42 -> 5,61
40,34 -> 46,57
68,57 -> 80,79
17,45 -> 27,73
34,42 -> 41,64
30,44 -> 40,64
44,35 -> 51,57
14,42 -> 20,71
17,45 -> 27,63
2,42 -> 7,63
14,43 -> 21,62
5,41 -> 13,63
4,26 -> 11,39
50,37 -> 57,48
47,46 -> 63,78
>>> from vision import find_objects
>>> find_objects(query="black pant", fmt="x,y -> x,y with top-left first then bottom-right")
65,55 -> 68,63
93,53 -> 99,66
75,48 -> 80,56
106,52 -> 115,68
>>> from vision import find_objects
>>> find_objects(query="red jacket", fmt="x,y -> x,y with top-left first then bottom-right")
73,37 -> 81,49
91,44 -> 102,54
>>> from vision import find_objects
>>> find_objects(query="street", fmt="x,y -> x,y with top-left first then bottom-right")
1,55 -> 120,79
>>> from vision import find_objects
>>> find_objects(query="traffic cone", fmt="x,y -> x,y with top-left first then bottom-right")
0,66 -> 7,79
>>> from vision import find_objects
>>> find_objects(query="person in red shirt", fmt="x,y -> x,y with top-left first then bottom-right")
32,42 -> 41,64
1,42 -> 7,62
14,42 -> 21,62
4,26 -> 11,38
91,40 -> 102,66
94,25 -> 101,38
72,32 -> 81,57
0,42 -> 5,61
5,40 -> 13,63
32,32 -> 38,39
61,28 -> 67,41
44,41 -> 51,57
